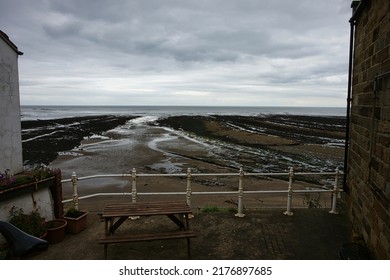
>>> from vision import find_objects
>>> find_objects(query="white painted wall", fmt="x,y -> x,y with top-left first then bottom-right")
0,187 -> 54,245
0,188 -> 55,222
0,35 -> 23,174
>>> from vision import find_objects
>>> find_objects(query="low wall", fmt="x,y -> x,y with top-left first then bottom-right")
0,174 -> 65,246
0,186 -> 55,222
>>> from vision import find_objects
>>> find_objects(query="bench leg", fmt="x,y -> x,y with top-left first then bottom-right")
167,214 -> 185,229
104,244 -> 108,260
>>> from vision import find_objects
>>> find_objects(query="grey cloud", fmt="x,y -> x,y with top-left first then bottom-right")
40,0 -> 348,63
43,22 -> 82,39
0,0 -> 352,106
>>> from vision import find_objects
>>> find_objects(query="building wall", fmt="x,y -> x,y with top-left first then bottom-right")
0,35 -> 23,174
348,0 -> 390,259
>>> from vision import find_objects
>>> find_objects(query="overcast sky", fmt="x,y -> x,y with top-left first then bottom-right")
1,0 -> 352,107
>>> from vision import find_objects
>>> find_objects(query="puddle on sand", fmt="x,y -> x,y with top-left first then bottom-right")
146,160 -> 185,173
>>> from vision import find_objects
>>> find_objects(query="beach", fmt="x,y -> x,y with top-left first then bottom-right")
21,113 -> 346,210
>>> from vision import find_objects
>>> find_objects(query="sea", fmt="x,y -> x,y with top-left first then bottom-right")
20,105 -> 347,121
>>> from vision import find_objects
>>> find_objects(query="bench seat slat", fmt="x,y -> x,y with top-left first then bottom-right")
99,230 -> 196,244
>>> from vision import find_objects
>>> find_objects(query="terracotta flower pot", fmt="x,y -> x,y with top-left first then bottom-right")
45,219 -> 67,244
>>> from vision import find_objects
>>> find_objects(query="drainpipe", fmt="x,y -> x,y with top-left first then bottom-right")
343,1 -> 361,193
343,1 -> 360,193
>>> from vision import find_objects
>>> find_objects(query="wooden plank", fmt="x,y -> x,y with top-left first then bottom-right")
99,230 -> 196,244
102,201 -> 192,218
103,204 -> 190,215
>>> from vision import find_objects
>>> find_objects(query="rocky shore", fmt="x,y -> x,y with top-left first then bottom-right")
22,114 -> 346,173
155,114 -> 346,173
20,114 -> 346,209
21,115 -> 133,166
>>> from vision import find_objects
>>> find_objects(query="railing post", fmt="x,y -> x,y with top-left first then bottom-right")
235,167 -> 245,217
186,168 -> 192,208
329,167 -> 340,214
186,168 -> 194,218
71,172 -> 79,210
284,167 -> 294,216
131,168 -> 137,203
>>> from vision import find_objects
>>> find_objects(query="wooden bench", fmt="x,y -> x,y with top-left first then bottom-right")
99,230 -> 196,259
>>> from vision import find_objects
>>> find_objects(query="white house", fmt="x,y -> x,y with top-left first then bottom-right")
0,32 -> 57,225
0,31 -> 23,175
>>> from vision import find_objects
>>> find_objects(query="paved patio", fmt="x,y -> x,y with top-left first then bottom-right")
29,198 -> 353,260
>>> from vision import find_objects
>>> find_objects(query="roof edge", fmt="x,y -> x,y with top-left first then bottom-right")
351,0 -> 371,21
0,30 -> 23,55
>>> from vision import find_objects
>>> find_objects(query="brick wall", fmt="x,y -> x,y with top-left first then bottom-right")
348,0 -> 390,259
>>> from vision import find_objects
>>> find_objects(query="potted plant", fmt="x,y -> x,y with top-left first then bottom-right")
45,219 -> 67,244
8,207 -> 47,238
63,207 -> 88,234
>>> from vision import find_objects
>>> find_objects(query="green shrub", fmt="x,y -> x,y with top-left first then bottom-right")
201,206 -> 221,213
9,207 -> 47,237
64,207 -> 85,218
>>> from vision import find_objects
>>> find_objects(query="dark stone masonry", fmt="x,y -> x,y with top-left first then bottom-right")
347,0 -> 390,259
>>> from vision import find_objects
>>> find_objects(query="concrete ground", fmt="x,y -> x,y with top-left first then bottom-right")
28,199 -> 353,260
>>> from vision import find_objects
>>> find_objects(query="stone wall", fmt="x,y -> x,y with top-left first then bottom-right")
0,32 -> 23,174
348,0 -> 390,259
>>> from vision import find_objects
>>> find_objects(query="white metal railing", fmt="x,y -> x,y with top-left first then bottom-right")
61,167 -> 343,217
